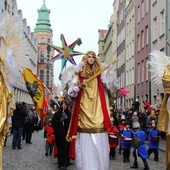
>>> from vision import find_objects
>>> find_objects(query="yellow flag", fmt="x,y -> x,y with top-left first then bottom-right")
23,68 -> 44,110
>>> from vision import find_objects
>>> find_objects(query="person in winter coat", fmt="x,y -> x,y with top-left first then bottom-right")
131,121 -> 150,170
120,121 -> 133,163
108,117 -> 119,160
12,102 -> 27,149
25,107 -> 36,144
52,101 -> 71,170
44,119 -> 55,156
118,115 -> 126,154
146,120 -> 159,162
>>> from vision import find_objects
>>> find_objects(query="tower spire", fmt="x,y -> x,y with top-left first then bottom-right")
34,1 -> 52,33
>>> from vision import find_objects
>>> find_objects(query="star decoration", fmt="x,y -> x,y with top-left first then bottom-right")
118,87 -> 130,97
49,34 -> 84,71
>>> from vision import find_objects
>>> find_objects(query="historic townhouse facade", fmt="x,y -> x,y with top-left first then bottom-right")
150,0 -> 166,106
135,0 -> 150,109
116,0 -> 126,108
125,0 -> 135,109
99,0 -> 170,110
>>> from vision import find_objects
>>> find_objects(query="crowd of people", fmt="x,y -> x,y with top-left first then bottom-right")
7,102 -> 41,149
42,100 -> 161,170
107,105 -> 161,170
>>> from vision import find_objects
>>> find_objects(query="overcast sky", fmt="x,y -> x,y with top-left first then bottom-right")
17,0 -> 114,85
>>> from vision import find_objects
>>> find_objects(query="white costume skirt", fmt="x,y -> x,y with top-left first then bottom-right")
75,132 -> 110,170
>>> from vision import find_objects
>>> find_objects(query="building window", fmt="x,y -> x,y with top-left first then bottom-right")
141,30 -> 144,48
126,45 -> 129,61
141,1 -> 144,18
137,63 -> 140,83
126,71 -> 129,86
48,39 -> 50,43
127,23 -> 129,35
122,72 -> 125,87
46,80 -> 49,88
132,15 -> 134,28
160,10 -> 165,36
40,70 -> 44,82
145,26 -> 148,45
141,60 -> 144,82
137,34 -> 140,52
145,58 -> 148,80
132,40 -> 134,56
129,69 -> 131,85
153,17 -> 157,41
47,53 -> 50,60
145,0 -> 148,14
137,5 -> 140,23
123,50 -> 125,64
129,43 -> 131,57
40,51 -> 44,63
132,68 -> 134,84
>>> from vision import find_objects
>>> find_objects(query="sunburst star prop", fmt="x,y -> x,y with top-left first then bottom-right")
49,34 -> 84,71
118,87 -> 130,97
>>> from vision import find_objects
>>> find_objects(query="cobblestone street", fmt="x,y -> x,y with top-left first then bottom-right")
2,130 -> 166,170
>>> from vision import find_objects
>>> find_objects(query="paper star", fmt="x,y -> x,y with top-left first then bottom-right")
118,87 -> 130,97
49,34 -> 84,71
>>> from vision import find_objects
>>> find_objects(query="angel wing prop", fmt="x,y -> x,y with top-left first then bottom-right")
149,50 -> 170,84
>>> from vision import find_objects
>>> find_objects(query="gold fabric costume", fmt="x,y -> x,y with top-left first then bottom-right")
158,66 -> 170,170
78,77 -> 109,130
0,74 -> 8,170
0,37 -> 14,170
158,94 -> 170,170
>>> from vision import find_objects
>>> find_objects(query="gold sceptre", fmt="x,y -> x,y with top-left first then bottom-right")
80,59 -> 119,88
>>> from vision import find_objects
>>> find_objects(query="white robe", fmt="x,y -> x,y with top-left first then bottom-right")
75,132 -> 110,170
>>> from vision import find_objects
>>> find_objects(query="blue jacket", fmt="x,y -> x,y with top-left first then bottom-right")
147,127 -> 159,149
134,129 -> 148,158
120,128 -> 133,149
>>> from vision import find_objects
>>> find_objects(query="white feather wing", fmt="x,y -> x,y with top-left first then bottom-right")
0,15 -> 30,72
149,50 -> 170,84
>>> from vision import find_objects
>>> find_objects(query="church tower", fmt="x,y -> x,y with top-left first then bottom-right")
34,0 -> 54,96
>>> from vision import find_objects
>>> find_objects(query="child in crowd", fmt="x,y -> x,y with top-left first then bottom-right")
44,119 -> 55,156
131,121 -> 149,170
108,117 -> 119,160
118,115 -> 126,154
120,121 -> 133,163
146,120 -> 159,162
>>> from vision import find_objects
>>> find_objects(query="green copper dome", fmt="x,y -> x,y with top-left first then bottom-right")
34,1 -> 52,33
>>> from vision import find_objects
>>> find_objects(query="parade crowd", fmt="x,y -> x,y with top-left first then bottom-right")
6,97 -> 163,170
6,51 -> 164,170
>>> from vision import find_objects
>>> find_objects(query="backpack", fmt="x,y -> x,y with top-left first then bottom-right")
33,114 -> 38,124
131,136 -> 140,148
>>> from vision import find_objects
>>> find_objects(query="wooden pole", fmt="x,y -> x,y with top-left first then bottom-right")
42,82 -> 60,108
